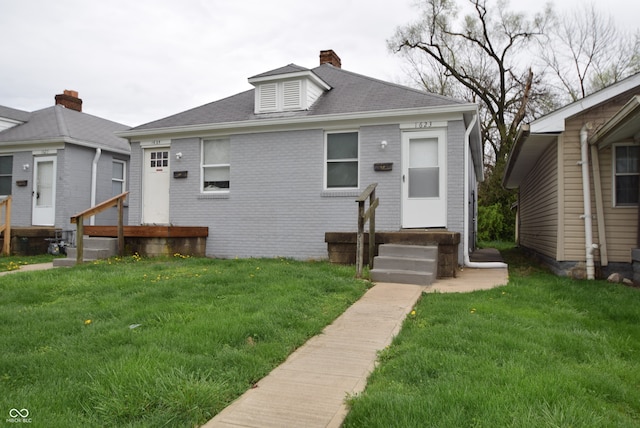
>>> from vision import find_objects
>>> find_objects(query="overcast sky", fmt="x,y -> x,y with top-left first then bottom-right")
1,0 -> 638,127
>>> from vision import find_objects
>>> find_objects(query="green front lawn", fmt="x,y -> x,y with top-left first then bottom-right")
0,256 -> 368,427
343,247 -> 640,427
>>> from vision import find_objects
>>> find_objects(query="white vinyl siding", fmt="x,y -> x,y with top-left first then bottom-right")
518,142 -> 558,259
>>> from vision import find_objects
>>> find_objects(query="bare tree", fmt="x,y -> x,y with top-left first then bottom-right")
389,0 -> 553,226
541,2 -> 640,103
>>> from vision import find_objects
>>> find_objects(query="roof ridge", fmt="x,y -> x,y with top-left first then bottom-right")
53,105 -> 70,137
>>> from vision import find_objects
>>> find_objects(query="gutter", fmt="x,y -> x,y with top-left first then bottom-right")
90,148 -> 101,226
463,114 -> 508,269
115,103 -> 480,139
579,124 -> 596,279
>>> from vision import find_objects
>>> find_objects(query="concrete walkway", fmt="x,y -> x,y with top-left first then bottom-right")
0,262 -> 55,276
203,267 -> 508,428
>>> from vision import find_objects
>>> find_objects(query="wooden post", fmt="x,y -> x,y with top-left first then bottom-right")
356,199 -> 365,278
368,188 -> 375,269
1,196 -> 11,256
355,183 -> 379,278
76,216 -> 84,264
117,198 -> 124,257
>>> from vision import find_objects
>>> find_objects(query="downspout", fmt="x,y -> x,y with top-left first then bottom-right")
90,148 -> 101,226
579,124 -> 595,279
463,114 -> 508,269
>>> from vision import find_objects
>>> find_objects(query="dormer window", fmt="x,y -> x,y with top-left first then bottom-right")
249,66 -> 330,114
256,80 -> 302,112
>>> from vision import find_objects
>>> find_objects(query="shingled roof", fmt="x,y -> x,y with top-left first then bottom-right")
0,105 -> 30,123
0,105 -> 130,154
130,63 -> 467,132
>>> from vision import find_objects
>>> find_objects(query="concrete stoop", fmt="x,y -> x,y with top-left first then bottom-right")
370,244 -> 438,285
52,237 -> 118,267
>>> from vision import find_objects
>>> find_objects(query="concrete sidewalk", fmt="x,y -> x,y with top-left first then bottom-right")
203,267 -> 508,428
0,262 -> 55,276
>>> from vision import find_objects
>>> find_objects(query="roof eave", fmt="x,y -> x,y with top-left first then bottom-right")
0,137 -> 130,155
116,103 -> 479,140
589,95 -> 640,149
530,73 -> 640,134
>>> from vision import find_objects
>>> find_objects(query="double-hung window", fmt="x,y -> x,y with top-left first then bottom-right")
326,132 -> 359,189
112,160 -> 126,196
614,144 -> 639,206
0,156 -> 12,196
202,138 -> 230,192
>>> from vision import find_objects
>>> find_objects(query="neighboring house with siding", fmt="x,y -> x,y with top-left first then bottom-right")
0,91 -> 130,246
503,73 -> 640,280
117,50 -> 484,265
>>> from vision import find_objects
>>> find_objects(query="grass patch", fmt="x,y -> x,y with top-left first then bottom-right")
0,254 -> 57,272
0,256 -> 368,427
343,248 -> 640,427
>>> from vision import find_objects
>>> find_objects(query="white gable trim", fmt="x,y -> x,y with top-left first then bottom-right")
531,73 -> 640,133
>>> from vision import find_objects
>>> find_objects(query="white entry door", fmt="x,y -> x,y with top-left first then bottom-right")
142,148 -> 170,224
32,156 -> 57,226
402,130 -> 447,228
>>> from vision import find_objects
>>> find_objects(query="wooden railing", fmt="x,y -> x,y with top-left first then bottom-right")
355,183 -> 379,278
70,192 -> 128,264
0,196 -> 11,256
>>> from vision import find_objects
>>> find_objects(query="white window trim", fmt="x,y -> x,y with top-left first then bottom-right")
201,138 -> 231,194
112,159 -> 127,196
612,142 -> 639,208
324,130 -> 360,191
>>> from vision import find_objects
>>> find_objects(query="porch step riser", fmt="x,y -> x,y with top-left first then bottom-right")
378,244 -> 438,260
80,237 -> 118,252
66,248 -> 116,260
374,256 -> 436,272
370,270 -> 435,286
371,244 -> 438,286
52,237 -> 118,267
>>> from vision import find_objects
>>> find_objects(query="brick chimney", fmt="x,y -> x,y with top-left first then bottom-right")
320,50 -> 341,68
55,90 -> 82,112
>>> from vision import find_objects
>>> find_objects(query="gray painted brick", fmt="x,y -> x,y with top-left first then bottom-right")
129,122 -> 476,264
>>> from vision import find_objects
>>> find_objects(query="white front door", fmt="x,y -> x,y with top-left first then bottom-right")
142,148 -> 170,225
32,156 -> 57,226
402,130 -> 447,228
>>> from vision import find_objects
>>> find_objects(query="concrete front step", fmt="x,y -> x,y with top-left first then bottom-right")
378,243 -> 438,259
370,269 -> 435,285
374,255 -> 436,272
52,236 -> 118,267
370,244 -> 438,285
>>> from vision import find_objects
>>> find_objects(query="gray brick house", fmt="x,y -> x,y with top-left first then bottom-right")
118,50 -> 484,264
0,91 -> 130,232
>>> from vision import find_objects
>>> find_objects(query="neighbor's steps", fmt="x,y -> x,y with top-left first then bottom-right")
53,236 -> 118,267
370,244 -> 437,285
